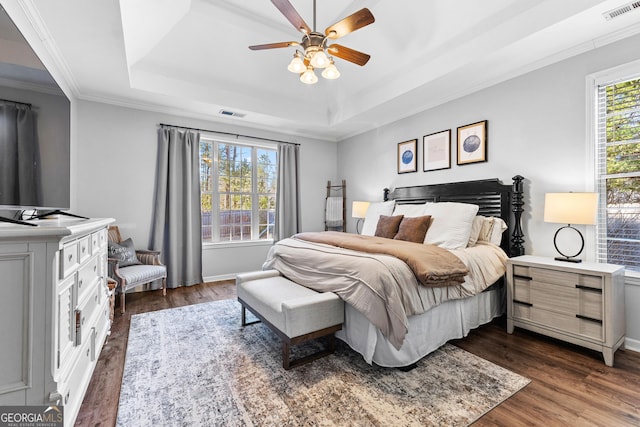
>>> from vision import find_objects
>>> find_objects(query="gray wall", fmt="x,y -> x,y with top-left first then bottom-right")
337,33 -> 640,349
73,100 -> 338,280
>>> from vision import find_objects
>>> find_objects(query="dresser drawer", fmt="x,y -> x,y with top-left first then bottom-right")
531,281 -> 578,314
60,241 -> 79,279
531,267 -> 602,290
76,285 -> 101,347
77,255 -> 100,304
78,236 -> 91,263
60,332 -> 94,417
529,307 -> 602,341
92,229 -> 107,252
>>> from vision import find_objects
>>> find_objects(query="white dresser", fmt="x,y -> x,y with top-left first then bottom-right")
506,255 -> 625,367
0,217 -> 114,426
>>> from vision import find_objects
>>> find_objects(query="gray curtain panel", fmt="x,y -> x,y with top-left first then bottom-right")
150,126 -> 203,288
0,102 -> 41,207
274,142 -> 301,241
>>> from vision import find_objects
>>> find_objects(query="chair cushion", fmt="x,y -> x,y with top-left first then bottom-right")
118,264 -> 166,289
108,238 -> 141,267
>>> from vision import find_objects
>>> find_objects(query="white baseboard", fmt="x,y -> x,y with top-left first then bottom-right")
625,337 -> 640,353
203,273 -> 237,283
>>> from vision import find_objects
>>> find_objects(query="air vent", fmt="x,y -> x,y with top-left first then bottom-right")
219,109 -> 246,118
603,1 -> 640,20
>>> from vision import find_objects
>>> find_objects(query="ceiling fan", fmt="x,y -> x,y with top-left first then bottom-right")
249,0 -> 375,84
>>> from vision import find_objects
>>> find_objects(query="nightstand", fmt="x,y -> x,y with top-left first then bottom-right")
506,255 -> 625,366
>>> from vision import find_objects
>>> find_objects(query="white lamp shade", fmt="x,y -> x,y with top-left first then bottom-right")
352,201 -> 370,219
322,62 -> 340,79
544,192 -> 598,225
287,55 -> 306,73
310,50 -> 329,68
300,67 -> 318,84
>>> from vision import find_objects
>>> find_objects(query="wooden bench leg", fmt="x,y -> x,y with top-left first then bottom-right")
240,305 -> 260,327
282,342 -> 291,370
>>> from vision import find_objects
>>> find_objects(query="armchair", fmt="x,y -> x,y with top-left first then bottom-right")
107,226 -> 167,314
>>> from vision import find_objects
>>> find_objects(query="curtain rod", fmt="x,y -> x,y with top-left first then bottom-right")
0,98 -> 32,108
159,123 -> 300,146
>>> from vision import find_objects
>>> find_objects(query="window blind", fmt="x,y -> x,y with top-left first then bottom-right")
595,77 -> 640,274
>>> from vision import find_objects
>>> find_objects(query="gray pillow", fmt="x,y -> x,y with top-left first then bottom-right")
108,238 -> 141,267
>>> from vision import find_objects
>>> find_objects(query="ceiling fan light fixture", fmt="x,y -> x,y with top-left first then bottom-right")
310,49 -> 329,68
321,61 -> 340,79
287,52 -> 306,73
300,66 -> 318,84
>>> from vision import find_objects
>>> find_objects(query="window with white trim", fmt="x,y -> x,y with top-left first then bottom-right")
199,137 -> 277,243
594,74 -> 640,274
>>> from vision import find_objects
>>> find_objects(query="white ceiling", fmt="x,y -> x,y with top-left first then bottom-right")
6,0 -> 640,141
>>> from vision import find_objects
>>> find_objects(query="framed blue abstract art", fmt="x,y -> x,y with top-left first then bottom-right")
397,139 -> 417,174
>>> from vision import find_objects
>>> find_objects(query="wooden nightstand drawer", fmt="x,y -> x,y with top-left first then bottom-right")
531,280 -> 577,314
529,307 -> 602,341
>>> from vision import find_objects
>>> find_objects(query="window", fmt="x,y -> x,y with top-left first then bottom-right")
200,137 -> 277,243
594,71 -> 640,275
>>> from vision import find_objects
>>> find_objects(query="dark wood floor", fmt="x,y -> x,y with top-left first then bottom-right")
76,281 -> 640,426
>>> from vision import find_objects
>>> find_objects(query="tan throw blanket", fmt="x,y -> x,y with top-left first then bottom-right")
295,231 -> 468,287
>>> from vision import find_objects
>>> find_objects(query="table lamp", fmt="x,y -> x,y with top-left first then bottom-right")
544,192 -> 598,263
352,201 -> 370,234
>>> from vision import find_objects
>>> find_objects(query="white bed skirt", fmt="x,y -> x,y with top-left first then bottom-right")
335,287 -> 506,367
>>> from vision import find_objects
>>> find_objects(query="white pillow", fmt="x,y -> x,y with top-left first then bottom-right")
476,216 -> 508,246
392,203 -> 428,218
467,215 -> 488,247
489,217 -> 508,245
361,201 -> 395,236
423,202 -> 479,249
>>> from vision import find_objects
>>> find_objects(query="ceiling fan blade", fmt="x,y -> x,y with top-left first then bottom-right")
271,0 -> 312,34
249,41 -> 299,50
327,44 -> 370,66
325,8 -> 375,40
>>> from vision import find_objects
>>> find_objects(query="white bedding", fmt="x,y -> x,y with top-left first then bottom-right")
263,235 -> 508,357
336,286 -> 505,367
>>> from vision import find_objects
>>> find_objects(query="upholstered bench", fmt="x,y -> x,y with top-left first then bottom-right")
236,270 -> 344,369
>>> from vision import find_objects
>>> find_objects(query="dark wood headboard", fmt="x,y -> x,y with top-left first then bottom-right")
383,176 -> 525,257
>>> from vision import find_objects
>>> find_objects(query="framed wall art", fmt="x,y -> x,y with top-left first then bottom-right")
423,129 -> 451,172
457,120 -> 487,165
397,139 -> 417,174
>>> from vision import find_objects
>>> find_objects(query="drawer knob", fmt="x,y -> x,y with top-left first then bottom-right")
94,265 -> 97,272
79,279 -> 83,288
68,254 -> 73,261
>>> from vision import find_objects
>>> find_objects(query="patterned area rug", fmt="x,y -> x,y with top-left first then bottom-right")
117,299 -> 529,426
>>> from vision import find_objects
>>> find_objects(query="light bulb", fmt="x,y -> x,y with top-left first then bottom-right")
287,54 -> 305,73
322,62 -> 340,79
310,50 -> 329,68
300,67 -> 318,84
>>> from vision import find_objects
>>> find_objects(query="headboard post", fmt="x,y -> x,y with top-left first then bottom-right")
511,175 -> 525,257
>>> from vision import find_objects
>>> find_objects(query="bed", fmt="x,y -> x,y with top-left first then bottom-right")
263,176 -> 525,367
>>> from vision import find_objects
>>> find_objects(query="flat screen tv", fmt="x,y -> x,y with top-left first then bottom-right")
0,7 -> 70,222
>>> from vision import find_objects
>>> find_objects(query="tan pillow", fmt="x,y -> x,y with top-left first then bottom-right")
374,215 -> 404,239
394,215 -> 432,243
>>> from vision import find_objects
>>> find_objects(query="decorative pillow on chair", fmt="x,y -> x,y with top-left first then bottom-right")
394,215 -> 432,243
108,238 -> 141,267
374,215 -> 404,239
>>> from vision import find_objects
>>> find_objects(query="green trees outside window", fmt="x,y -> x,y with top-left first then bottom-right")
200,139 -> 277,242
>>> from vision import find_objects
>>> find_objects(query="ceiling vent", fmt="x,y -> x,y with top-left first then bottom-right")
603,1 -> 640,20
219,109 -> 245,118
